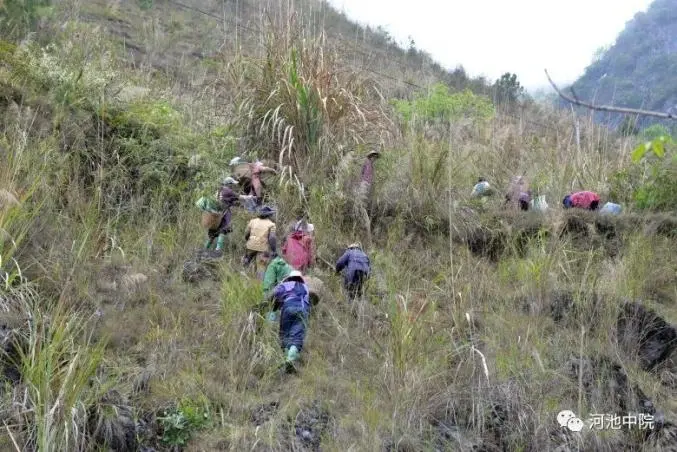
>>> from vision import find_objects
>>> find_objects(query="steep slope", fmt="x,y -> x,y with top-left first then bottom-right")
76,0 -> 490,99
4,1 -> 677,451
568,0 -> 677,129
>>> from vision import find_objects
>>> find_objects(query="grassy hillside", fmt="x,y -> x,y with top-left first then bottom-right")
569,0 -> 677,132
2,0 -> 677,451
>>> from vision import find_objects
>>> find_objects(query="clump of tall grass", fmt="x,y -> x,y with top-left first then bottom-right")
14,302 -> 106,451
0,250 -> 107,452
232,16 -> 394,183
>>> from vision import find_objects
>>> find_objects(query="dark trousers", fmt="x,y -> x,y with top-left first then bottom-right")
207,211 -> 232,239
242,250 -> 259,266
345,270 -> 367,301
279,304 -> 308,351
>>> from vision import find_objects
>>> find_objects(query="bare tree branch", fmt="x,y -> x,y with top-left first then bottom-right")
544,69 -> 677,121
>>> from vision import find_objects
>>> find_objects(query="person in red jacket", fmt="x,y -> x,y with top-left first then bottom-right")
354,150 -> 381,246
562,191 -> 601,210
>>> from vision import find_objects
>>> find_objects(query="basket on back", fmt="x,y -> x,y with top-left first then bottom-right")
232,162 -> 277,182
232,163 -> 253,180
196,196 -> 222,230
201,211 -> 222,230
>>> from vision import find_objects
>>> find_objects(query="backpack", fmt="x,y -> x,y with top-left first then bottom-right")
282,231 -> 313,271
283,281 -> 310,310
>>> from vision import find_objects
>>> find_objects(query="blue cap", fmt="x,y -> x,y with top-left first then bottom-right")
562,195 -> 573,208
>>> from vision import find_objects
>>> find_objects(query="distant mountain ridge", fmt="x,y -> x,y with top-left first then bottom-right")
568,0 -> 677,129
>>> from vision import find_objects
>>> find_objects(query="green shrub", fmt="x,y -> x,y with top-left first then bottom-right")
391,82 -> 495,126
158,398 -> 212,447
633,153 -> 677,210
640,123 -> 673,141
611,136 -> 677,210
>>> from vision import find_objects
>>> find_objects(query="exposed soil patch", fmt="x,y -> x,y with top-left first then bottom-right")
617,302 -> 677,371
250,401 -> 279,427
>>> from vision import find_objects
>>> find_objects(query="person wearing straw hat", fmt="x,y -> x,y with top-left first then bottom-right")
243,205 -> 278,278
335,242 -> 371,302
270,270 -> 311,368
354,149 -> 381,246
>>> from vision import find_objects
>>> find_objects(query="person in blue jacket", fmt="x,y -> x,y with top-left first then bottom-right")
335,242 -> 371,301
270,270 -> 311,368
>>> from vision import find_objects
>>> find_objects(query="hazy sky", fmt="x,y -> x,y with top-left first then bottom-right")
326,0 -> 653,91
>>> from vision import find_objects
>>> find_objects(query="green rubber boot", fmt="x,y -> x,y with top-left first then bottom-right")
204,237 -> 213,249
286,345 -> 300,363
215,233 -> 226,251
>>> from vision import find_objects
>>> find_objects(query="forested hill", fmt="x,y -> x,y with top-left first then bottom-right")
568,0 -> 677,129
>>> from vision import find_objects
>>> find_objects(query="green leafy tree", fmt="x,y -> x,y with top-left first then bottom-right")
492,72 -> 525,107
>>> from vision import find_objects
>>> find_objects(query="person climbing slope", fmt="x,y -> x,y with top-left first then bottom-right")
471,178 -> 492,197
354,150 -> 380,247
250,159 -> 276,204
282,219 -> 315,272
562,191 -> 601,210
230,157 -> 277,208
243,205 -> 277,278
270,270 -> 311,370
257,251 -> 293,323
261,251 -> 293,298
505,175 -> 532,211
335,242 -> 371,302
201,177 -> 241,257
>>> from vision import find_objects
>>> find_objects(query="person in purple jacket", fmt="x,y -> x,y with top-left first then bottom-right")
270,270 -> 311,368
335,242 -> 371,302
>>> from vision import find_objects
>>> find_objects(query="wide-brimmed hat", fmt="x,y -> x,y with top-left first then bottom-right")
348,242 -> 362,249
222,176 -> 238,185
366,150 -> 381,158
258,205 -> 276,217
283,270 -> 304,282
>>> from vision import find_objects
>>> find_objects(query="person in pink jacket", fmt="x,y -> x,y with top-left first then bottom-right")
562,191 -> 601,210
